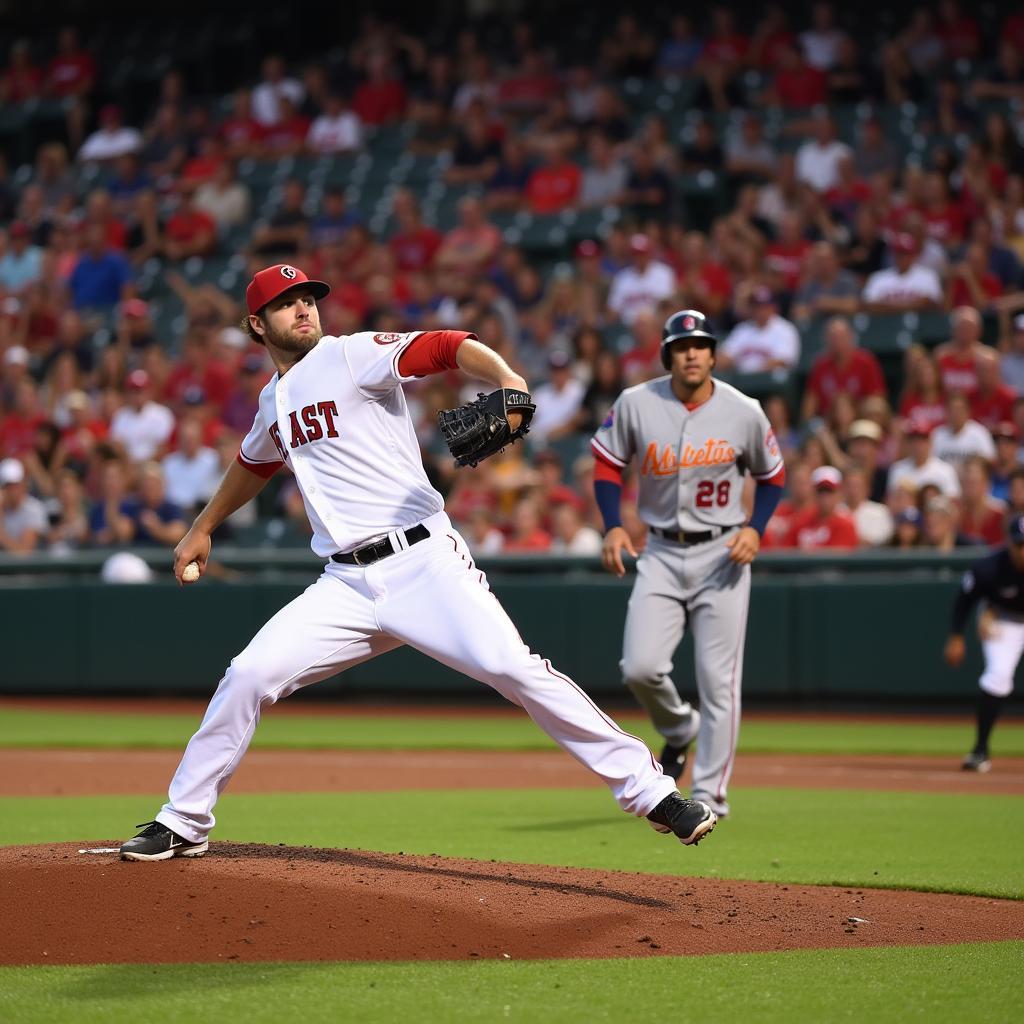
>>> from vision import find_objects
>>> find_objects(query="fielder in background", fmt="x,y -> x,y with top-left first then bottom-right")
591,310 -> 785,818
944,515 -> 1024,773
119,264 -> 717,862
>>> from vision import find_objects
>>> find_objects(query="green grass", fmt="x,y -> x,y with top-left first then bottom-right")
1,709 -> 1021,756
1,943 -> 1022,1024
2,788 -> 1022,898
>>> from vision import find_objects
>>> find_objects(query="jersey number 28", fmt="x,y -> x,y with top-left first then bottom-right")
695,480 -> 731,508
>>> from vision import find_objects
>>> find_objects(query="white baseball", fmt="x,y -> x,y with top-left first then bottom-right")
182,561 -> 201,583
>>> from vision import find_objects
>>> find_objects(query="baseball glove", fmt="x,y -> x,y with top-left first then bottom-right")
438,388 -> 536,468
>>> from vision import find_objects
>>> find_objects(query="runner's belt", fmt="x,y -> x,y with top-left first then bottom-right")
649,525 -> 741,547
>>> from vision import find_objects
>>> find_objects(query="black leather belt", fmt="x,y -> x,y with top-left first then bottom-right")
331,524 -> 430,566
650,525 -> 741,546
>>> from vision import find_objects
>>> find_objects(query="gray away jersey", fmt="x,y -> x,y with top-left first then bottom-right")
590,376 -> 783,532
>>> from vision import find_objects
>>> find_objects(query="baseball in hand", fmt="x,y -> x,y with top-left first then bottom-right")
182,561 -> 201,584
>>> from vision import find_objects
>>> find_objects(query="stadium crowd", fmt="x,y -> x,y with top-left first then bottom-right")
3,5 -> 1024,557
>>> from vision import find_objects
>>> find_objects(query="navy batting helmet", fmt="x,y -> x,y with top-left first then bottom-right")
661,309 -> 717,370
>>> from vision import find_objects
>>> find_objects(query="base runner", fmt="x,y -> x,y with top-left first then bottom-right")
592,310 -> 785,818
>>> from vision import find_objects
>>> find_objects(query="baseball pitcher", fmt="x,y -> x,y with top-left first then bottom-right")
591,310 -> 785,818
119,266 -> 718,861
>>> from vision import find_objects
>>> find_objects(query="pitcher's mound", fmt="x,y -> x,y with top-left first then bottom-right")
2,843 -> 1020,964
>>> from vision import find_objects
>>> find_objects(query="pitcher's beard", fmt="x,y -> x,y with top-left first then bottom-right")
266,323 -> 323,354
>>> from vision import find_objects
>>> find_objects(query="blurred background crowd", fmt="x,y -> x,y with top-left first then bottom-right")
2,2 -> 1024,558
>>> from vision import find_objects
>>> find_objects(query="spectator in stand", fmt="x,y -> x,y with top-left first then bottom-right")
853,117 -> 900,182
607,234 -> 676,328
530,351 -> 586,443
696,5 -> 749,111
990,423 -> 1023,502
309,187 -> 359,250
524,140 -> 581,216
932,392 -> 996,466
801,2 -> 846,70
784,465 -> 858,549
656,14 -> 704,77
972,348 -> 1017,429
765,211 -> 812,297
795,114 -> 851,193
959,455 -> 1007,545
163,184 -> 218,261
503,495 -> 552,553
802,316 -> 885,422
445,108 -> 501,187
1000,314 -> 1024,394
888,411 -> 962,499
140,104 -> 190,185
486,136 -> 534,212
922,494 -> 972,551
434,196 -> 501,277
161,419 -> 220,517
194,160 -> 250,231
862,234 -> 942,312
965,218 -> 1021,293
768,44 -> 827,108
388,189 -> 442,272
497,48 -> 560,119
844,464 -> 894,546
844,419 -> 889,502
46,27 -> 96,150
579,132 -> 627,209
352,50 -> 406,126
219,89 -> 266,159
464,506 -> 504,555
78,105 -> 142,164
891,505 -> 923,548
67,222 -> 132,311
578,349 -> 624,433
108,369 -> 175,464
45,468 -> 90,552
307,93 -> 362,154
249,178 -> 309,259
673,231 -> 731,320
260,96 -> 310,157
251,55 -> 304,127
122,461 -> 187,547
0,223 -> 44,295
221,351 -> 269,434
724,115 -> 777,184
621,146 -> 673,222
791,241 -> 860,322
550,499 -> 602,555
0,457 -> 46,553
948,243 -> 1004,313
87,457 -> 133,546
1,40 -> 42,104
718,286 -> 800,373
679,118 -> 724,173
934,306 -> 984,398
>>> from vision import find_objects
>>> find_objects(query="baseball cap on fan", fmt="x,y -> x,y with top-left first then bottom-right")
245,264 -> 331,315
0,458 -> 25,486
811,466 -> 842,491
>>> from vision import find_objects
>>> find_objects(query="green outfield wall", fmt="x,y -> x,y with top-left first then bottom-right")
0,550 -> 1000,701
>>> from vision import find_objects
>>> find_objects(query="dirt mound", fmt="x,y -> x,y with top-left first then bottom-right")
2,843 -> 1021,965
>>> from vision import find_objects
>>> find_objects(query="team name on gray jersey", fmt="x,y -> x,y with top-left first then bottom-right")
591,377 -> 783,532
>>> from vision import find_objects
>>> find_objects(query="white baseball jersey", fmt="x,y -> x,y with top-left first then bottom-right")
720,315 -> 800,372
591,376 -> 783,532
862,264 -> 942,305
237,331 -> 443,556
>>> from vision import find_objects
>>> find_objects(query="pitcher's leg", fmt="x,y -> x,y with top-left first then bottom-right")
157,571 -> 396,841
621,551 -> 698,746
687,560 -> 751,816
383,534 -> 677,816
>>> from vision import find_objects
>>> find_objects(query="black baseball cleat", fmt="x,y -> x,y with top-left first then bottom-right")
120,821 -> 209,861
961,751 -> 992,773
647,793 -> 717,846
659,741 -> 692,783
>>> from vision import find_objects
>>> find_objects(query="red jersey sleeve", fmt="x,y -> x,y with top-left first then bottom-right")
397,330 -> 475,377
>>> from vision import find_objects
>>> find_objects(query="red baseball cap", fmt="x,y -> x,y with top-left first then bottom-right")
126,369 -> 150,391
245,264 -> 330,315
905,411 -> 934,437
891,233 -> 918,255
